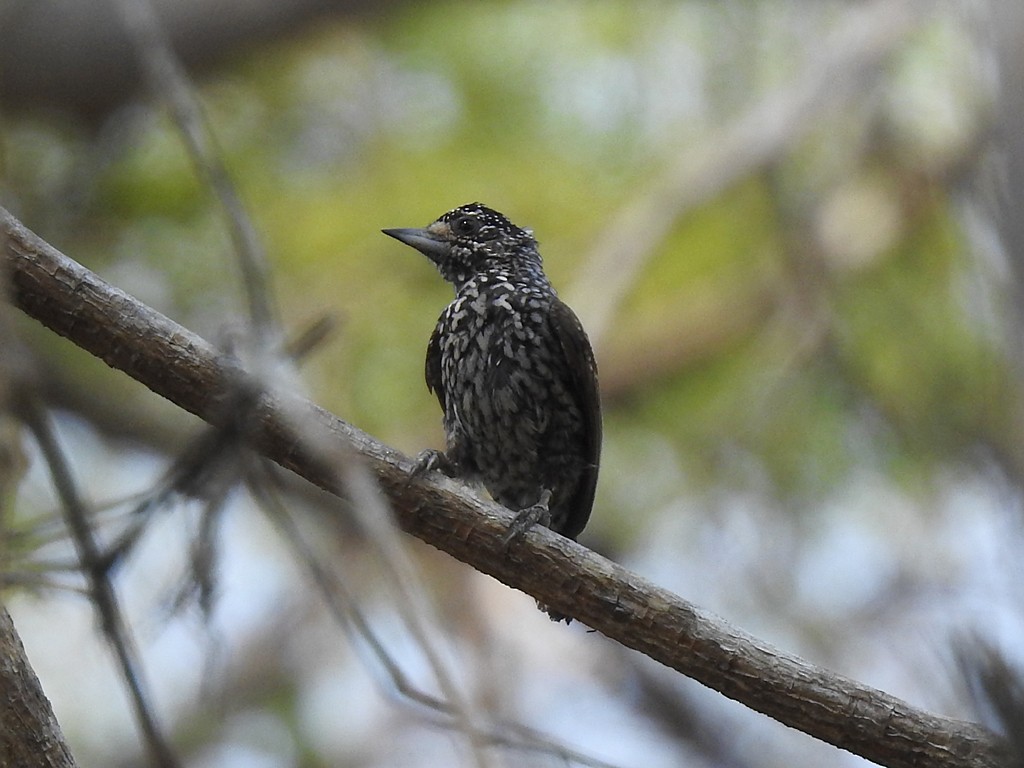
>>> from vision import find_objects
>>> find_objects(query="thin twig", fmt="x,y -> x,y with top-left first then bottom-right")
955,635 -> 1024,768
265,381 -> 496,768
19,397 -> 181,768
253,466 -> 623,768
110,0 -> 278,341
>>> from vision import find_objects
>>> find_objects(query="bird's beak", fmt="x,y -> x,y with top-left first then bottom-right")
382,227 -> 450,261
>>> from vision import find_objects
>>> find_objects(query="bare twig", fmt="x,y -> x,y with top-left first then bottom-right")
956,635 -> 1024,768
345,459 -> 494,768
263,380 -> 495,768
110,0 -> 278,340
19,397 -> 180,768
253,467 -> 622,768
622,649 -> 758,768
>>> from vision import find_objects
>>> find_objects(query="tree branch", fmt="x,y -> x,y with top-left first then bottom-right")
19,398 -> 180,768
0,206 -> 1010,768
0,604 -> 78,768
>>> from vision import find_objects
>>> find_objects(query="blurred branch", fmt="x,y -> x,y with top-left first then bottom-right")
19,397 -> 181,768
570,0 -> 929,347
0,0 -> 403,124
256,472 -> 620,768
1,208 -> 1011,768
112,0 -> 279,341
956,635 -> 1024,768
337,457 -> 496,768
989,0 -> 1024,329
0,604 -> 79,768
622,650 -> 758,768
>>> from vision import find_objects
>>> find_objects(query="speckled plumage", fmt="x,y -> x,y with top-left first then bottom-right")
383,203 -> 601,541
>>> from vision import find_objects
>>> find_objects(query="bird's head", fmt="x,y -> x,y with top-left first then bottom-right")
383,203 -> 542,287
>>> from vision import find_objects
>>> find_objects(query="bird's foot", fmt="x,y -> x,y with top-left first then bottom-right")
501,489 -> 553,546
405,449 -> 457,487
538,602 -> 572,624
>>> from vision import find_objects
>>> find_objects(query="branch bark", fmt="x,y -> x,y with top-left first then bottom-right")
0,604 -> 78,768
0,206 -> 1010,768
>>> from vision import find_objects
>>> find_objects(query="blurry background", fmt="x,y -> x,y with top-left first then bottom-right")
3,0 -> 1024,766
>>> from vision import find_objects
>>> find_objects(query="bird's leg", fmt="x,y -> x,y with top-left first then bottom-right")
500,489 -> 574,621
501,489 -> 553,545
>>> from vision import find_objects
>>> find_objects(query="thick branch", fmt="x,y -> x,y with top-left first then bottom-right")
0,604 -> 78,768
0,207 -> 1010,768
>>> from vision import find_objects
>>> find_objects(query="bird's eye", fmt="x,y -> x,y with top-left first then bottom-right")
452,216 -> 479,236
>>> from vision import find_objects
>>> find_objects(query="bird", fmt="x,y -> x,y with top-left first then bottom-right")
382,203 -> 601,548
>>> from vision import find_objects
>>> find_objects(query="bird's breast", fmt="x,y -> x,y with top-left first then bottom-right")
437,284 -> 556,420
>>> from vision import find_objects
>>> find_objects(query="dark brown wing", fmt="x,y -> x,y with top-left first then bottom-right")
548,298 -> 602,540
425,323 -> 445,412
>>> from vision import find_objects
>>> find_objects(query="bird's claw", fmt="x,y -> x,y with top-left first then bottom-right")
411,448 -> 442,476
405,449 -> 456,488
539,602 -> 572,623
501,489 -> 553,546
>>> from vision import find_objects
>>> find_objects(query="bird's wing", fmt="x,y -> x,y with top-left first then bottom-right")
425,323 -> 446,413
548,298 -> 602,540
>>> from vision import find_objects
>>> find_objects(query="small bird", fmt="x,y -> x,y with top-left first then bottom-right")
383,203 -> 601,547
